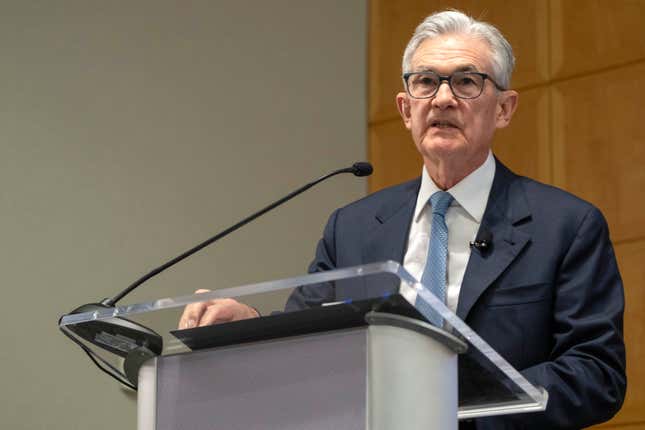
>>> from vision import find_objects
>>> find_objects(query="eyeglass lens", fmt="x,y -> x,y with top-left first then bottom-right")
407,72 -> 485,99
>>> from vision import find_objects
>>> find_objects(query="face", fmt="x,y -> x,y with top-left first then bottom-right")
396,35 -> 518,171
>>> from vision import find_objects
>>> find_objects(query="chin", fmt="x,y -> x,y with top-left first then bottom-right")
418,138 -> 466,160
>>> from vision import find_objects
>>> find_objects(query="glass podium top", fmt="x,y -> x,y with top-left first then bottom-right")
59,261 -> 547,419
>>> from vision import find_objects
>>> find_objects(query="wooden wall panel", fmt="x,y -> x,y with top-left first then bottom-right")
493,86 -> 551,183
591,241 -> 645,428
551,0 -> 645,79
369,2 -> 645,427
551,64 -> 645,242
369,0 -> 549,124
595,424 -> 645,430
368,0 -> 423,123
368,118 -> 421,191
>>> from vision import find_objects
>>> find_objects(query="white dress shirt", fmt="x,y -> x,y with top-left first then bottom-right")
401,151 -> 496,313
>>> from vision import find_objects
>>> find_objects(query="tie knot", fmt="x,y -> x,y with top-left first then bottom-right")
429,191 -> 454,216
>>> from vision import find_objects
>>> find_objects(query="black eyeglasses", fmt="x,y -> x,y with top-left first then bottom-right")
402,71 -> 505,99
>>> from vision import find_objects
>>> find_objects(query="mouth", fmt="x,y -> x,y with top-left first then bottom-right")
430,120 -> 460,129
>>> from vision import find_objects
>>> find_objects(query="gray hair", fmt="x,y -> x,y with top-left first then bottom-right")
402,10 -> 515,89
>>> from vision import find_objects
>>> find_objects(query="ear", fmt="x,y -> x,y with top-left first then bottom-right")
396,92 -> 412,130
495,90 -> 519,129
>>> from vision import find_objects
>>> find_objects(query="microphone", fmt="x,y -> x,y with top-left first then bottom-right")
105,161 -> 373,306
351,162 -> 373,177
470,229 -> 492,252
60,162 -> 373,388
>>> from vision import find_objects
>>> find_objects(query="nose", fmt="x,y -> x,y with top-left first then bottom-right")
432,81 -> 457,109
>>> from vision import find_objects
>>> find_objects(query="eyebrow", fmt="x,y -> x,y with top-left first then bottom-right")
413,64 -> 479,73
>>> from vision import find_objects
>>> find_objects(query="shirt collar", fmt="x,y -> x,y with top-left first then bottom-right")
413,151 -> 496,223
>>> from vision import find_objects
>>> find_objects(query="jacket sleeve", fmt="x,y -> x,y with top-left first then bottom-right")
284,209 -> 340,311
480,207 -> 626,429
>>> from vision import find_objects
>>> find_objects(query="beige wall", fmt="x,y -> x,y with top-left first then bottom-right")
368,1 -> 645,428
0,1 -> 367,428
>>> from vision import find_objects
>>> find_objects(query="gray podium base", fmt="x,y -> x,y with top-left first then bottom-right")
138,313 -> 465,430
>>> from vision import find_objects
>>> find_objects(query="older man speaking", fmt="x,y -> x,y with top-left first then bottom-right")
181,10 -> 626,429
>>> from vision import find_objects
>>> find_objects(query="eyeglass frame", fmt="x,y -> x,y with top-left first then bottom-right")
402,70 -> 506,100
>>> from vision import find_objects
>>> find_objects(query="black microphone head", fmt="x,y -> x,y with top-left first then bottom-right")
352,162 -> 373,177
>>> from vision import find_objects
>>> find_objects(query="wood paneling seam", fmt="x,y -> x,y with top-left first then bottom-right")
614,237 -> 645,247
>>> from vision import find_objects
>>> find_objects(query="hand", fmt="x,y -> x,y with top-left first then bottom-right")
178,289 -> 260,329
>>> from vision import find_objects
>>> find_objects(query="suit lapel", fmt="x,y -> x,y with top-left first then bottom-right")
361,179 -> 420,297
456,160 -> 532,320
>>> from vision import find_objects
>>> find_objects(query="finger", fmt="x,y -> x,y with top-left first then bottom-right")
198,300 -> 237,326
178,289 -> 212,329
178,302 -> 207,329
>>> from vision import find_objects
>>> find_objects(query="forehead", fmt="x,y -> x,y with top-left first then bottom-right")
410,34 -> 493,74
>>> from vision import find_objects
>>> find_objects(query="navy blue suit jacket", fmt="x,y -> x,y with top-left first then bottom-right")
286,159 -> 626,429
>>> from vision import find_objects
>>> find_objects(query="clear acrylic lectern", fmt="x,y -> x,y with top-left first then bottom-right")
59,261 -> 548,430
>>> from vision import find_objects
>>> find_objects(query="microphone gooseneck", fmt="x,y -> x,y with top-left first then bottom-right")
103,161 -> 373,306
61,161 -> 373,389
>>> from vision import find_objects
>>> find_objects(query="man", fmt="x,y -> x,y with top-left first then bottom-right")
180,10 -> 626,429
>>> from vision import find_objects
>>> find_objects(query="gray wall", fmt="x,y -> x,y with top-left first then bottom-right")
0,2 -> 367,428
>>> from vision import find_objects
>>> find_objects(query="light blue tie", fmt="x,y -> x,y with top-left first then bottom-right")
417,191 -> 454,327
